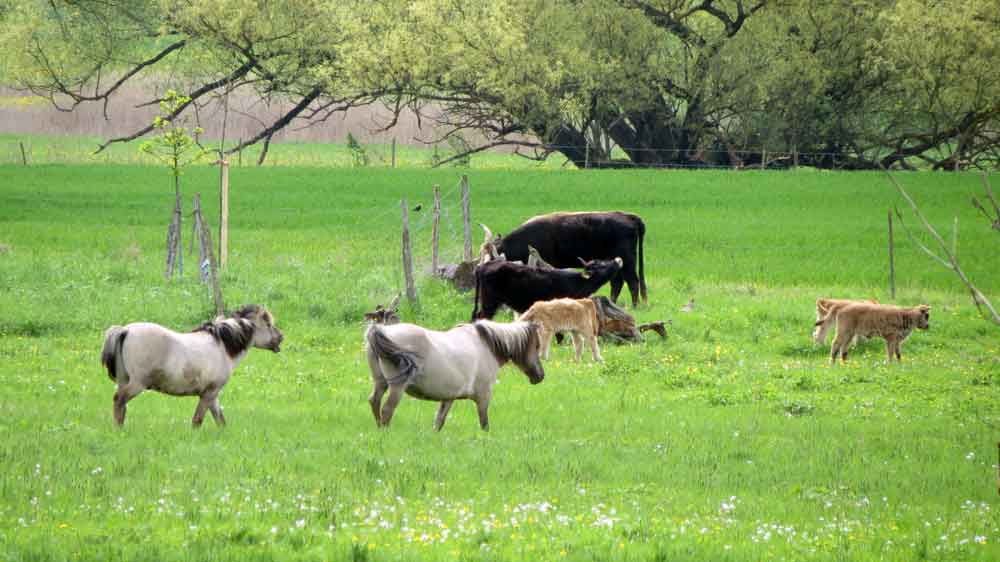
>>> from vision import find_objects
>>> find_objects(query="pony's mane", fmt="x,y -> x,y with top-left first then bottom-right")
193,307 -> 259,358
474,320 -> 538,365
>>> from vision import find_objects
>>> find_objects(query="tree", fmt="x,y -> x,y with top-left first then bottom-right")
0,0 -> 391,163
1,0 -> 997,170
140,90 -> 208,279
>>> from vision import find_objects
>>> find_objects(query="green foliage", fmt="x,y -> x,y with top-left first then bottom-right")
138,90 -> 208,192
2,0 -> 998,168
446,134 -> 472,167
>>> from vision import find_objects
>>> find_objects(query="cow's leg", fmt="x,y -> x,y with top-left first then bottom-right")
609,272 -> 624,304
113,384 -> 143,427
621,266 -> 641,308
474,391 -> 492,431
830,333 -> 850,365
434,400 -> 454,431
570,331 -> 584,362
589,333 -> 603,362
480,296 -> 501,320
379,384 -> 406,427
895,341 -> 903,361
540,327 -> 554,360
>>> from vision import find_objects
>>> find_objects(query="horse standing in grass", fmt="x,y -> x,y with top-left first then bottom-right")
101,304 -> 284,427
365,320 -> 544,431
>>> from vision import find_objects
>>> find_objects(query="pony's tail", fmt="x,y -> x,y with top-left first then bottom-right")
366,326 -> 420,386
101,326 -> 128,383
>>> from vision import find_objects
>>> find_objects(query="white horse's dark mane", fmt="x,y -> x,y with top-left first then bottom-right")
474,320 -> 538,365
192,305 -> 262,357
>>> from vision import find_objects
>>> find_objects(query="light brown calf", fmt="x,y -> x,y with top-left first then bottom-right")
813,297 -> 878,345
819,303 -> 930,364
520,298 -> 603,362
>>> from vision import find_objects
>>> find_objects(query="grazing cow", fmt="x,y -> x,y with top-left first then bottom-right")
813,297 -> 878,345
472,257 -> 623,321
818,303 -> 930,364
521,298 -> 603,362
481,211 -> 647,306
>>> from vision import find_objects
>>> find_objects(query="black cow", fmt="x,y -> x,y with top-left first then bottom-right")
472,257 -> 623,321
483,211 -> 647,306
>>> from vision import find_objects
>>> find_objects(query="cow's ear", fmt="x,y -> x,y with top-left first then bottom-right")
581,270 -> 592,279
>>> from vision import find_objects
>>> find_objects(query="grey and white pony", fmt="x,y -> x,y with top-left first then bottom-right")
365,319 -> 544,431
101,304 -> 284,427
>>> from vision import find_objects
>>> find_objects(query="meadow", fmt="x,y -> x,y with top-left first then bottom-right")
1,161 -> 998,561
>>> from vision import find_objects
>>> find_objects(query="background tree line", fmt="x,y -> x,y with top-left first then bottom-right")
1,0 -> 997,170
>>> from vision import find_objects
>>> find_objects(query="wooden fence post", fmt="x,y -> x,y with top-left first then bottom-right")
888,210 -> 896,299
19,141 -> 27,166
237,138 -> 243,167
401,199 -> 417,303
792,144 -> 799,168
431,185 -> 441,274
192,194 -> 208,282
219,160 -> 230,269
461,175 -> 472,262
762,146 -> 768,169
194,193 -> 225,316
165,193 -> 182,280
391,138 -> 397,168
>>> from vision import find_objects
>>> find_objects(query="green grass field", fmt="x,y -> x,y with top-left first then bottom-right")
1,163 -> 998,561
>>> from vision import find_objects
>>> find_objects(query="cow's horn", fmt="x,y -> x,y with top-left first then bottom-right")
480,223 -> 494,242
578,257 -> 589,267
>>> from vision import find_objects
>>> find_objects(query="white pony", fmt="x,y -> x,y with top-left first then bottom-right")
101,304 -> 283,427
365,320 -> 544,431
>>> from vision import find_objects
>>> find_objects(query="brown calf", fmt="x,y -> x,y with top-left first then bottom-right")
520,298 -> 603,362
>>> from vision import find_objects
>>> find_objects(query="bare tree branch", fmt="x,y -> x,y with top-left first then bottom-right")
886,171 -> 1000,326
431,139 -> 544,168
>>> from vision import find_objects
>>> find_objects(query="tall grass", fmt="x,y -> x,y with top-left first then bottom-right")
0,164 -> 997,561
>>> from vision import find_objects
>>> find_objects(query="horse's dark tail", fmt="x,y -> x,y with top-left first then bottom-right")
366,325 -> 420,386
637,216 -> 647,303
101,326 -> 128,383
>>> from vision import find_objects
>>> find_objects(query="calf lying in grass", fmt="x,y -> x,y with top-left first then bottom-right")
818,303 -> 930,364
520,298 -> 603,362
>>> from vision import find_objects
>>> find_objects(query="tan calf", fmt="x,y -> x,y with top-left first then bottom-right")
819,303 -> 930,364
520,298 -> 603,362
813,297 -> 877,345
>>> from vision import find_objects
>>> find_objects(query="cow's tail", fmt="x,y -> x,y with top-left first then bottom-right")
637,217 -> 648,303
365,326 -> 420,386
101,326 -> 129,384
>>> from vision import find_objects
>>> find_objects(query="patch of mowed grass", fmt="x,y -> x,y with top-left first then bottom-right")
0,164 -> 998,561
